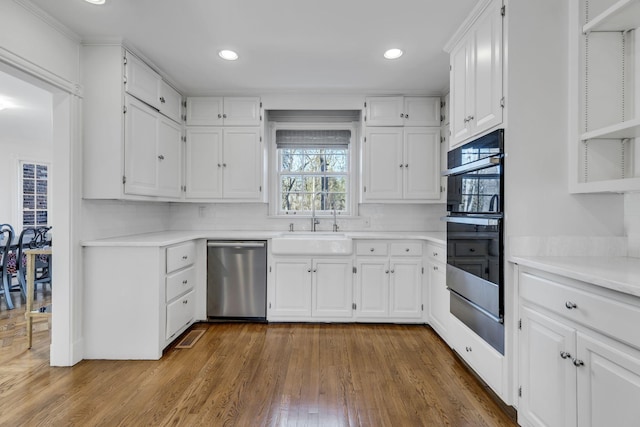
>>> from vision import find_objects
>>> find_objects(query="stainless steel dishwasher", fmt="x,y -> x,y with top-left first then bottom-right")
207,241 -> 267,321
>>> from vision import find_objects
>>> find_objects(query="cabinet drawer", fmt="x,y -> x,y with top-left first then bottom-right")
390,242 -> 423,256
520,271 -> 640,349
166,241 -> 196,273
454,241 -> 488,257
426,243 -> 446,264
166,289 -> 195,340
166,266 -> 196,302
356,242 -> 388,256
449,315 -> 503,395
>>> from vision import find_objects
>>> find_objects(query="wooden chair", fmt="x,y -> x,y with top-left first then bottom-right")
16,226 -> 52,299
0,224 -> 15,309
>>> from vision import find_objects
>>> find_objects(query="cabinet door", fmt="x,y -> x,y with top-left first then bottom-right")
403,127 -> 441,200
404,97 -> 441,127
186,97 -> 224,126
389,258 -> 422,318
356,259 -> 389,318
450,39 -> 472,146
159,80 -> 182,124
156,116 -> 183,198
471,0 -> 503,136
185,127 -> 223,199
124,95 -> 159,196
124,52 -> 161,110
427,260 -> 449,338
222,127 -> 262,200
519,307 -> 577,427
365,96 -> 404,126
166,289 -> 195,340
312,259 -> 353,318
222,97 -> 261,126
363,128 -> 403,201
576,333 -> 640,427
271,259 -> 312,317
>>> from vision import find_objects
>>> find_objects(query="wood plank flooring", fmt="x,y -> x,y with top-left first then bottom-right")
1,293 -> 516,426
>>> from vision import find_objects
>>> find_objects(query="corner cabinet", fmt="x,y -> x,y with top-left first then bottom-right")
82,44 -> 184,200
449,0 -> 504,148
570,0 -> 640,192
362,127 -> 442,202
517,266 -> 640,427
83,240 -> 200,360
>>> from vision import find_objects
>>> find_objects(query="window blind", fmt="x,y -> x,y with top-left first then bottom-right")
275,129 -> 351,149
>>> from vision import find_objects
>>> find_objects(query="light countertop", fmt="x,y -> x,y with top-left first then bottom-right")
511,256 -> 640,298
82,230 -> 446,247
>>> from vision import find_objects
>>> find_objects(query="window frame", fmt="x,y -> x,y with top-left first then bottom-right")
18,159 -> 51,228
269,122 -> 358,217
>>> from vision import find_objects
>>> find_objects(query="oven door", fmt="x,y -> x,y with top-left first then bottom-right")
445,215 -> 504,354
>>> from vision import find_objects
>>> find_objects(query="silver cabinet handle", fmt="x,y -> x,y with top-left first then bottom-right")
573,359 -> 584,367
182,255 -> 188,260
560,351 -> 572,359
465,346 -> 472,352
565,301 -> 577,310
158,154 -> 165,160
433,266 -> 438,271
433,252 -> 438,256
182,300 -> 188,304
182,280 -> 188,285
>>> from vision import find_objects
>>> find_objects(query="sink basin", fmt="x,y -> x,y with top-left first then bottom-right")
271,233 -> 353,255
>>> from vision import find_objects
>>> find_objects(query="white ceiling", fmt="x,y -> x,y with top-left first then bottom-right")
29,0 -> 476,96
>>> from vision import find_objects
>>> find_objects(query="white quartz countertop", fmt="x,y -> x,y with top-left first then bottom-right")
82,230 -> 446,247
511,256 -> 640,298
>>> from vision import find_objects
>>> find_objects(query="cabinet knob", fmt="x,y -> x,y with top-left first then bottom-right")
370,248 -> 375,252
565,301 -> 577,310
560,351 -> 571,359
160,96 -> 166,104
223,163 -> 227,167
400,164 -> 404,168
400,113 -> 404,118
218,113 -> 222,119
390,269 -> 395,274
217,163 -> 222,168
223,114 -> 227,119
465,346 -> 472,352
433,266 -> 438,271
307,268 -> 312,273
572,359 -> 584,367
182,300 -> 188,304
182,280 -> 188,285
433,252 -> 438,256
158,154 -> 165,160
385,270 -> 389,274
405,248 -> 410,252
182,255 -> 188,260
405,164 -> 409,168
313,269 -> 317,273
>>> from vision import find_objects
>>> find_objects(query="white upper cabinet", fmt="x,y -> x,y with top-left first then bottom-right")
186,97 -> 261,126
184,127 -> 262,201
365,96 -> 441,127
159,80 -> 183,124
449,0 -> 503,148
570,0 -> 640,192
124,51 -> 162,110
362,127 -> 441,202
82,44 -> 183,200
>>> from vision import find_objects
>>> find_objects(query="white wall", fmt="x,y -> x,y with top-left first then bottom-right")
169,202 -> 446,233
504,0 -> 624,256
625,193 -> 640,258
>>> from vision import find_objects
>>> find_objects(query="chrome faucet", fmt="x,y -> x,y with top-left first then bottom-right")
311,192 -> 323,232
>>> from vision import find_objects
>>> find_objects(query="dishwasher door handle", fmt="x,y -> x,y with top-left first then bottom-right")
207,241 -> 266,248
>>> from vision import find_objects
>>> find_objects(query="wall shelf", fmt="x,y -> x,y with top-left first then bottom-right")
583,0 -> 640,33
581,118 -> 640,140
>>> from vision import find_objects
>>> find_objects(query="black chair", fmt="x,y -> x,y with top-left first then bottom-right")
0,224 -> 15,309
16,226 -> 52,299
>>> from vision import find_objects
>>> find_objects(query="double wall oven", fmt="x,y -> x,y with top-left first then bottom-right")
444,129 -> 504,354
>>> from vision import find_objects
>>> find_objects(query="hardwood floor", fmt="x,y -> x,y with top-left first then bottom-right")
1,296 -> 516,426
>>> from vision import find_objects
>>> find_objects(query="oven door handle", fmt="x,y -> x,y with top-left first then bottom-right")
442,154 -> 503,176
442,216 -> 501,226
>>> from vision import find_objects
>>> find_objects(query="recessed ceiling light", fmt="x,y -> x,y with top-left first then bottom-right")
384,48 -> 404,60
218,50 -> 239,61
85,0 -> 106,4
0,97 -> 16,111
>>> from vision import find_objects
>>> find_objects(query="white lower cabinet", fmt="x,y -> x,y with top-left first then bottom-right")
83,240 -> 199,360
518,267 -> 640,427
354,241 -> 423,322
426,242 -> 448,341
269,257 -> 353,321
